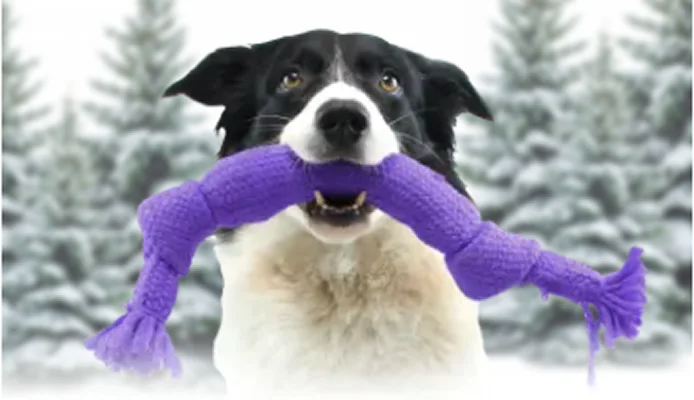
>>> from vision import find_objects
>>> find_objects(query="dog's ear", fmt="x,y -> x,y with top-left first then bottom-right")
402,50 -> 481,205
407,52 -> 492,122
163,46 -> 254,106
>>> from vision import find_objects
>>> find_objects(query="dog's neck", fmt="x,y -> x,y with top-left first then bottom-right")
216,211 -> 443,294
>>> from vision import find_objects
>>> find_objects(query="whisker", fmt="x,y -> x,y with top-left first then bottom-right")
253,123 -> 288,129
388,112 -> 415,127
260,137 -> 281,146
395,132 -> 444,164
251,114 -> 292,123
387,107 -> 437,127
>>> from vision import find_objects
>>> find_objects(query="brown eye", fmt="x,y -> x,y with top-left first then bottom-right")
378,73 -> 400,93
281,71 -> 303,90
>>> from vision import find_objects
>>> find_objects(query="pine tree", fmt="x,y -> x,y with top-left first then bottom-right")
84,0 -> 221,363
521,33 -> 687,365
1,2 -> 49,135
458,0 -> 585,353
2,96 -> 118,381
621,0 -> 692,336
2,0 -> 50,364
85,0 -> 195,137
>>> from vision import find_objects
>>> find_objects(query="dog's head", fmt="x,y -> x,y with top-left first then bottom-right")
164,29 -> 491,244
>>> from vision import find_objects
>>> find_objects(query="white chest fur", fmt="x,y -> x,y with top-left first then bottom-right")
212,213 -> 487,398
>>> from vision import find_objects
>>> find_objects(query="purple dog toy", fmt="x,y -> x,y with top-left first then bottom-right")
85,144 -> 646,385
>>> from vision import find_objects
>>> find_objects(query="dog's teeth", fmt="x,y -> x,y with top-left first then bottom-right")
314,191 -> 326,206
355,191 -> 367,207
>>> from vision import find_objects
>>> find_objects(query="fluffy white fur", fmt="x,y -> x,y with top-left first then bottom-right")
212,212 -> 488,398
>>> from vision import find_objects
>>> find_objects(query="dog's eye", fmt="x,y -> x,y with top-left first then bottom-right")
378,73 -> 400,93
281,71 -> 303,90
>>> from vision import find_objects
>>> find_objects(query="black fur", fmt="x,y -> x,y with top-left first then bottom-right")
164,29 -> 491,210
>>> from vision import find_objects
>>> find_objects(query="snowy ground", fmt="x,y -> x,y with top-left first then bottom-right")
3,356 -> 691,400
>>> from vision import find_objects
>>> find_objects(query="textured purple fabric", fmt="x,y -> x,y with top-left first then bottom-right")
85,144 -> 647,385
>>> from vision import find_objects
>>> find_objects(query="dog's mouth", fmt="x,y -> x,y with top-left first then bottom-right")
302,191 -> 375,227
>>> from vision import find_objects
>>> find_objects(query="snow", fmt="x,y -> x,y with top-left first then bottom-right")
487,157 -> 522,181
514,162 -> 550,193
2,356 -> 692,400
556,220 -> 623,246
665,180 -> 693,215
167,284 -> 222,331
661,220 -> 693,265
562,245 -> 627,270
637,240 -> 678,272
511,89 -> 566,119
503,199 -> 565,234
23,283 -> 86,309
480,294 -> 538,324
465,185 -> 515,212
649,64 -> 691,106
522,129 -> 561,154
662,145 -> 693,176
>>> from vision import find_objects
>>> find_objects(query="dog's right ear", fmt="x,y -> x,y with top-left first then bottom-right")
163,46 -> 254,106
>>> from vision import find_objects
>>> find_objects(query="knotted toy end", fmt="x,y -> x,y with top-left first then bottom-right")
584,246 -> 647,385
597,246 -> 647,345
85,309 -> 182,378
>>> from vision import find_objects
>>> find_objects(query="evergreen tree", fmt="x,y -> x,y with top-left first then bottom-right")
2,0 -> 50,363
85,0 -> 195,137
1,1 -> 49,135
458,0 -> 585,354
621,0 -> 692,335
522,33 -> 687,365
2,96 -> 117,381
84,0 -> 221,362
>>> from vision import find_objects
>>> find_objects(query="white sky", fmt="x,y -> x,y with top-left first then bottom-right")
11,0 -> 646,133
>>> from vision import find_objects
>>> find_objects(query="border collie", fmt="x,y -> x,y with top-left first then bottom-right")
164,29 -> 493,398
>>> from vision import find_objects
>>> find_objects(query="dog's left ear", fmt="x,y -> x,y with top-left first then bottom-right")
162,46 -> 254,106
407,52 -> 492,122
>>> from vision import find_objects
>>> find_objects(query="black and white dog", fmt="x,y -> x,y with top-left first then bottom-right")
164,29 -> 493,397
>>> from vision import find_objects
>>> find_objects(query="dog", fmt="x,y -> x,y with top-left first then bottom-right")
164,29 -> 493,398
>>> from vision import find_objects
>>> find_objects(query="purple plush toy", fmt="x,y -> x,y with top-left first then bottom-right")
85,144 -> 646,385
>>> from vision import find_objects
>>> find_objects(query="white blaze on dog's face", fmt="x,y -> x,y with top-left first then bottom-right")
279,81 -> 399,166
278,79 -> 400,243
163,30 -> 492,244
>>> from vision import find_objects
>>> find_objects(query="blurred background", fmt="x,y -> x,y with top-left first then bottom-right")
1,0 -> 691,396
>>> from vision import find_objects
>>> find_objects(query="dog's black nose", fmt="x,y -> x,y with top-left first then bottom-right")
315,100 -> 369,149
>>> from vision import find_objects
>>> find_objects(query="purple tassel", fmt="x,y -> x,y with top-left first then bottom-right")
582,247 -> 646,385
85,306 -> 182,377
583,303 -> 600,385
